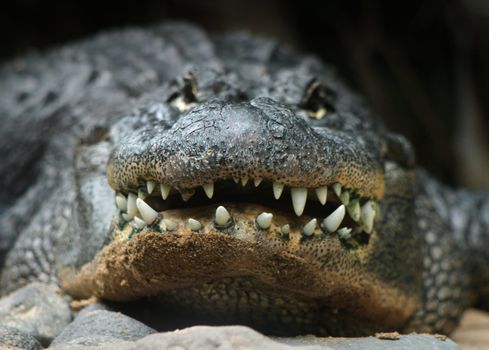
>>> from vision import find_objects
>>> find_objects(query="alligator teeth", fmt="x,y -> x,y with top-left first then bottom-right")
315,186 -> 327,205
291,187 -> 307,216
121,213 -> 130,221
332,183 -> 342,197
340,190 -> 350,205
337,227 -> 352,239
323,204 -> 345,232
136,198 -> 158,225
160,184 -> 171,200
372,201 -> 381,219
254,178 -> 262,187
241,177 -> 249,186
115,193 -> 128,211
281,224 -> 290,235
256,212 -> 273,229
131,217 -> 146,229
181,190 -> 195,202
127,193 -> 138,219
146,181 -> 156,194
233,177 -> 239,184
302,218 -> 317,236
361,201 -> 376,233
273,183 -> 284,200
202,183 -> 214,199
138,188 -> 147,199
157,219 -> 167,232
215,206 -> 231,226
347,199 -> 361,222
164,219 -> 177,231
187,218 -> 202,231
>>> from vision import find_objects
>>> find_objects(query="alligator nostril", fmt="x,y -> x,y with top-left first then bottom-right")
267,119 -> 285,139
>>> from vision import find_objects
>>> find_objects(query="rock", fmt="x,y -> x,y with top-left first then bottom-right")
0,282 -> 72,346
49,309 -> 156,348
75,302 -> 112,319
282,333 -> 461,349
47,325 -> 461,350
452,308 -> 489,350
0,325 -> 43,350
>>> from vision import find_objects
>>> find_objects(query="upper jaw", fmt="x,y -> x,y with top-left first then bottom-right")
107,98 -> 385,198
107,97 -> 384,243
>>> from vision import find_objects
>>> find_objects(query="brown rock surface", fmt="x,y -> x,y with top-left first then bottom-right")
452,309 -> 489,350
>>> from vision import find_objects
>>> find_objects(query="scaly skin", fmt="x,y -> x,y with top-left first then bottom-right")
0,23 -> 487,337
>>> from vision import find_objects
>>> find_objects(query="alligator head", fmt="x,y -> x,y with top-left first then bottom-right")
57,36 -> 422,335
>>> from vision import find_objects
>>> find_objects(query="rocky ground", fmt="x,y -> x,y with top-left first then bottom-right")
0,282 -> 484,349
452,309 -> 489,350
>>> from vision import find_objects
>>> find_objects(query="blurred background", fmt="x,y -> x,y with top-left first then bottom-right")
1,0 -> 488,189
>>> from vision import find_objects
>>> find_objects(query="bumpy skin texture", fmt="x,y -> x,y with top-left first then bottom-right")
0,23 -> 487,338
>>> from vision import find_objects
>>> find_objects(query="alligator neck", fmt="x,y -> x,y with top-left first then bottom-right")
446,184 -> 489,305
405,170 -> 489,333
419,170 -> 489,306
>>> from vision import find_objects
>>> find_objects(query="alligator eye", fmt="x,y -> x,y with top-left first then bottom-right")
299,78 -> 337,119
167,72 -> 198,111
383,133 -> 416,168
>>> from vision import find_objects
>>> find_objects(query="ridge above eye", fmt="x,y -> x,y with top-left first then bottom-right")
299,78 -> 337,119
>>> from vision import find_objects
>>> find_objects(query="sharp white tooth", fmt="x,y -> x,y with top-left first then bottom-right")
164,219 -> 177,231
281,224 -> 290,235
157,219 -> 167,232
302,218 -> 317,236
340,190 -> 350,205
215,206 -> 231,226
291,187 -> 308,216
115,193 -> 128,211
332,183 -> 342,197
241,177 -> 249,186
256,212 -> 273,229
361,201 -> 376,233
122,213 -> 130,221
187,218 -> 202,231
347,199 -> 361,222
136,198 -> 158,225
372,201 -> 381,219
322,204 -> 345,232
180,190 -> 195,202
254,178 -> 263,187
146,181 -> 156,194
160,184 -> 171,200
127,193 -> 138,219
138,188 -> 147,199
315,186 -> 328,205
202,183 -> 214,199
337,227 -> 352,239
233,177 -> 239,184
131,217 -> 146,229
273,183 -> 284,200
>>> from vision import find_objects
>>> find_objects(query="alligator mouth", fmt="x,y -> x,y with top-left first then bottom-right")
111,177 -> 379,247
106,98 -> 384,246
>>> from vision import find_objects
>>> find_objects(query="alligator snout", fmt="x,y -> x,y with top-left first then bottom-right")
107,97 -> 384,199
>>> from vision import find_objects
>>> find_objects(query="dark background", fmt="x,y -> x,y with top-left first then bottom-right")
2,0 -> 488,189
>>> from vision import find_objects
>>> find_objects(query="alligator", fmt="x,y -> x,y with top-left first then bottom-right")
0,22 -> 488,339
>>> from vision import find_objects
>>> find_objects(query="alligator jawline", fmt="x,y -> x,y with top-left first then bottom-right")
111,178 -> 379,246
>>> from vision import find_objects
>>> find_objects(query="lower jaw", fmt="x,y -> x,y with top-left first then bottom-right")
123,276 -> 392,337
113,203 -> 366,248
61,215 -> 414,334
